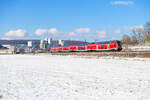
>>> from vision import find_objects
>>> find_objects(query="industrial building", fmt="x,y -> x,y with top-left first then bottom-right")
0,38 -> 86,54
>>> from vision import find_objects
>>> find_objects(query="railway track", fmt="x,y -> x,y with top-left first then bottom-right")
51,51 -> 150,58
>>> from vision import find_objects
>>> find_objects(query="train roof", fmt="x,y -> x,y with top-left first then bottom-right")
77,42 -> 88,46
89,40 -> 120,43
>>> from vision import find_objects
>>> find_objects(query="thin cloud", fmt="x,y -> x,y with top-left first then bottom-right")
5,29 -> 26,37
35,28 -> 59,36
75,28 -> 91,33
67,32 -> 76,36
123,25 -> 144,31
114,29 -> 121,34
35,29 -> 47,36
0,37 -> 11,40
96,30 -> 106,38
48,28 -> 59,35
111,1 -> 134,5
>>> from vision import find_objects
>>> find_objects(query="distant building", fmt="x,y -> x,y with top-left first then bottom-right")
28,41 -> 32,47
0,40 -> 40,53
0,44 -> 8,49
40,38 -> 52,51
0,44 -> 16,54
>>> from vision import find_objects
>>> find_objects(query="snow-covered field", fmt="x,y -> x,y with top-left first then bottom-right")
0,54 -> 150,100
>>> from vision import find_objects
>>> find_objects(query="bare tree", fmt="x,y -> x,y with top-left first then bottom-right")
144,22 -> 150,33
131,26 -> 144,43
143,22 -> 150,42
122,34 -> 132,45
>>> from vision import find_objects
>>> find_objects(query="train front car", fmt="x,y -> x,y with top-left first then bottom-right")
108,40 -> 122,51
96,40 -> 122,51
116,40 -> 122,51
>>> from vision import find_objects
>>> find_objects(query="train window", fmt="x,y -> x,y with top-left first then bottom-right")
78,48 -> 85,50
104,42 -> 109,44
97,41 -> 109,45
97,42 -> 102,45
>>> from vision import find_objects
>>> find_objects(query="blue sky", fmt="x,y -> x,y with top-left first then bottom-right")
0,0 -> 150,41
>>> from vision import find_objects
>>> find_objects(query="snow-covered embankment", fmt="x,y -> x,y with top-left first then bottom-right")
0,55 -> 150,100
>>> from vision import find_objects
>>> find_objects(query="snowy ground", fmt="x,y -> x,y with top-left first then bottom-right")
0,54 -> 150,100
128,45 -> 150,51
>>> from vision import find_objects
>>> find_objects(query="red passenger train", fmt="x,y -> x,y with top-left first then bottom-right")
50,40 -> 122,52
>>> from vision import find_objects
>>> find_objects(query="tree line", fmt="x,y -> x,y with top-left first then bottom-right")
122,22 -> 150,45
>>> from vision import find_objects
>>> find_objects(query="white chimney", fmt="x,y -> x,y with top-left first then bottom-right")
58,40 -> 64,46
28,41 -> 32,47
48,38 -> 51,44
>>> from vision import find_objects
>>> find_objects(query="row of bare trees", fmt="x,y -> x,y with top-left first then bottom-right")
122,22 -> 150,45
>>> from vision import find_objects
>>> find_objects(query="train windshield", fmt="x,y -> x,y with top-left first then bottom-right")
117,41 -> 121,47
